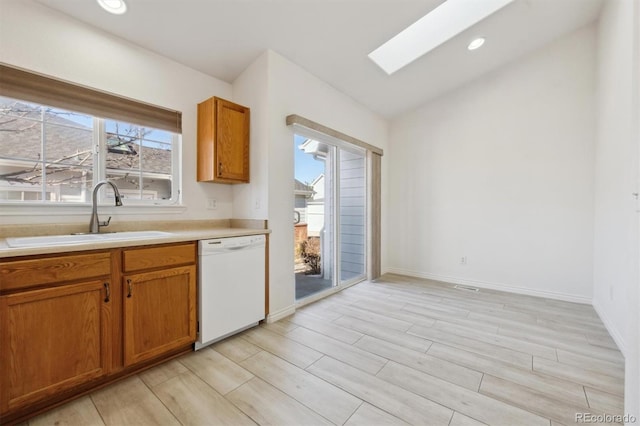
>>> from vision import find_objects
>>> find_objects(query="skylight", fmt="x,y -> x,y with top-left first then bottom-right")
368,0 -> 515,75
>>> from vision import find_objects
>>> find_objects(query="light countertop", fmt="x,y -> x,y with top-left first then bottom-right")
0,220 -> 270,259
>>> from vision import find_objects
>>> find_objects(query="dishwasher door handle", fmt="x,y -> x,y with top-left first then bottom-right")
227,245 -> 252,250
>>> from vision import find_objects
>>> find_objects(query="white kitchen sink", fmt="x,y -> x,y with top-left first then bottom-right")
6,231 -> 173,248
96,230 -> 173,240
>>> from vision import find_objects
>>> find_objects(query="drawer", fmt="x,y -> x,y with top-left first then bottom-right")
0,252 -> 111,292
122,243 -> 196,273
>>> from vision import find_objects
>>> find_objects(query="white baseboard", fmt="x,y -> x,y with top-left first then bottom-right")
385,268 -> 592,305
592,299 -> 627,357
266,304 -> 296,323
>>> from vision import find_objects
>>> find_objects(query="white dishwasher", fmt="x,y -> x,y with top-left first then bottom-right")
195,234 -> 265,350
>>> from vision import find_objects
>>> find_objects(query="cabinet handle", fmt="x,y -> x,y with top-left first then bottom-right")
218,162 -> 222,175
104,282 -> 111,303
127,279 -> 132,298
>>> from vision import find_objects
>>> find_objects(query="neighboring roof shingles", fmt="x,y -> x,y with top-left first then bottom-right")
0,102 -> 171,183
294,179 -> 315,196
294,179 -> 313,192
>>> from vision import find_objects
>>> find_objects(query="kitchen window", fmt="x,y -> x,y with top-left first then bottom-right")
102,119 -> 179,204
0,96 -> 180,205
0,64 -> 182,207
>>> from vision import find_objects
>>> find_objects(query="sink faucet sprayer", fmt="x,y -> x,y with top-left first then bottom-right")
89,180 -> 123,233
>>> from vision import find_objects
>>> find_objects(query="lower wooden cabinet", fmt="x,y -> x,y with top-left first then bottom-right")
0,280 -> 112,414
123,265 -> 196,366
0,241 -> 197,423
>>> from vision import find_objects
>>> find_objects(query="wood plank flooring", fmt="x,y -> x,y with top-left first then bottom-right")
26,274 -> 625,425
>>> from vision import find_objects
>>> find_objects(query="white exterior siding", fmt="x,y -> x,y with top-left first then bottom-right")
339,150 -> 366,281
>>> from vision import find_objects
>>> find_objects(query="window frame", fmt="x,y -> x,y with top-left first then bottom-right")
95,118 -> 182,206
0,98 -> 182,208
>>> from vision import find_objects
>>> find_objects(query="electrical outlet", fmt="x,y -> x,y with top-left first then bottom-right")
460,256 -> 467,265
207,198 -> 217,210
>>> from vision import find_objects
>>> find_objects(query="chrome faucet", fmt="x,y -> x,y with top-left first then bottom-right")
89,180 -> 123,233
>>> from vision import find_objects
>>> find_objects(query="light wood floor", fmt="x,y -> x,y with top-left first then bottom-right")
27,274 -> 625,426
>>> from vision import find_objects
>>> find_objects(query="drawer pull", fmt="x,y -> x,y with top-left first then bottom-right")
127,279 -> 133,298
104,282 -> 111,303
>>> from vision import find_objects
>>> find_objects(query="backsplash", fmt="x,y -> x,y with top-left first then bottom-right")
0,219 -> 267,239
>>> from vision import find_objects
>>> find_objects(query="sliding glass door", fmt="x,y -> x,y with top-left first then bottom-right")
294,134 -> 367,301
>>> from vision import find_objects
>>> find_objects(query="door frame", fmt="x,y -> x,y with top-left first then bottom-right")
293,127 -> 369,306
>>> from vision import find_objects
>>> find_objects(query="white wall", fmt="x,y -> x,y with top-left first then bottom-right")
233,50 -> 388,319
593,0 -> 640,418
387,25 -> 597,303
0,0 -> 234,224
232,51 -> 270,220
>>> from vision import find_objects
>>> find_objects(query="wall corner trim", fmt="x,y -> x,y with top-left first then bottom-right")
592,299 -> 627,357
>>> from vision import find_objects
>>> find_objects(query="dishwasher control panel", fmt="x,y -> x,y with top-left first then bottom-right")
199,234 -> 265,251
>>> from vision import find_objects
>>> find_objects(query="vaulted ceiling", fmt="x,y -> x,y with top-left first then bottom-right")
35,0 -> 603,118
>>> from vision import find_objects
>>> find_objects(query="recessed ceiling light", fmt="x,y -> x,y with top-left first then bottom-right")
468,37 -> 486,50
368,0 -> 514,75
97,0 -> 127,15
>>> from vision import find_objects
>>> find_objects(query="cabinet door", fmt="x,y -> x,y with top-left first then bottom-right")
215,98 -> 250,182
0,280 -> 112,413
123,265 -> 196,366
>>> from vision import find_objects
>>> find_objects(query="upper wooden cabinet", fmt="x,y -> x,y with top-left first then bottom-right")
197,96 -> 250,183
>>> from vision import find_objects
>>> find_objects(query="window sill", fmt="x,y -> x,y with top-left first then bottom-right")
0,203 -> 187,216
